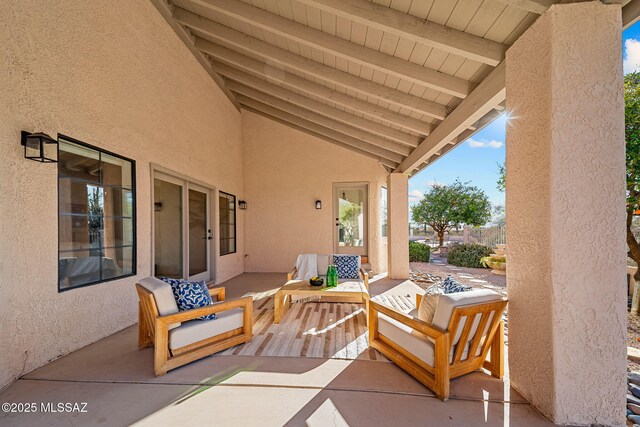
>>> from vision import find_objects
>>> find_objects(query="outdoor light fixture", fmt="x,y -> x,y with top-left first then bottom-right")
238,200 -> 247,210
21,131 -> 58,163
315,200 -> 322,209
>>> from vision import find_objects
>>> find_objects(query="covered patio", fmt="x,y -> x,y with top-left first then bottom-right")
0,0 -> 634,425
1,273 -> 552,426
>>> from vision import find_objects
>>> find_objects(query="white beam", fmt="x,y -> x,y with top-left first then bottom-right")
148,0 -> 239,110
244,106 -> 397,169
230,86 -> 411,156
200,41 -> 441,133
238,97 -> 403,166
295,0 -> 506,66
624,0 -> 640,28
173,0 -> 472,98
396,62 -> 506,173
497,0 -> 636,28
175,10 -> 449,120
217,64 -> 420,148
492,0 -> 555,14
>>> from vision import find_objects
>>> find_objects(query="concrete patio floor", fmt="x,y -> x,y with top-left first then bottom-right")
0,273 -> 553,426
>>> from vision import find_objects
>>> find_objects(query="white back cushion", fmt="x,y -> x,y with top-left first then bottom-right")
317,254 -> 331,276
432,289 -> 503,345
139,277 -> 181,329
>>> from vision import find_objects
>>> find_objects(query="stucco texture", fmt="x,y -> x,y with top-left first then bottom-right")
0,1 -> 244,389
241,111 -> 389,274
506,2 -> 626,425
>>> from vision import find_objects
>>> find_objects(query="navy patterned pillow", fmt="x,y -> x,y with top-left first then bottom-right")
160,277 -> 216,321
332,255 -> 360,279
442,276 -> 471,294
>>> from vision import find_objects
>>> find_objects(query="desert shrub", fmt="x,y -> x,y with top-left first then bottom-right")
447,243 -> 492,268
409,241 -> 431,262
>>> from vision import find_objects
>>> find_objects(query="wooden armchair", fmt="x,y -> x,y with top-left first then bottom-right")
369,289 -> 507,400
136,278 -> 253,376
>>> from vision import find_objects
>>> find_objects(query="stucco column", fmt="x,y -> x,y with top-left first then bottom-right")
506,2 -> 626,425
387,173 -> 409,279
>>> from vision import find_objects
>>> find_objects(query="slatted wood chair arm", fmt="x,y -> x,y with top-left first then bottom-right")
208,286 -> 225,301
156,296 -> 253,325
287,267 -> 297,281
359,268 -> 369,290
369,300 -> 447,340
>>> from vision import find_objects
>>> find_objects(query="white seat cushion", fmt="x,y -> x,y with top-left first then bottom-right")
139,277 -> 181,330
169,307 -> 244,350
432,289 -> 502,345
378,309 -> 472,366
317,254 -> 331,276
378,309 -> 437,365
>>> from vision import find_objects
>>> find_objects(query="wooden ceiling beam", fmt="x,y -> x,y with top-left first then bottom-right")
295,0 -> 506,66
217,64 -> 420,148
238,99 -> 402,167
200,42 -> 440,134
396,62 -> 506,174
173,0 -> 472,98
244,106 -> 398,168
175,9 -> 449,120
230,87 -> 411,157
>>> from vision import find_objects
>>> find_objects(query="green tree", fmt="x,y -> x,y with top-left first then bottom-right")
411,179 -> 492,247
626,72 -> 640,287
497,162 -> 505,192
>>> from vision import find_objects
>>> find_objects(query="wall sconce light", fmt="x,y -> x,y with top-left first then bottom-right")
21,131 -> 58,163
315,200 -> 322,209
238,200 -> 247,210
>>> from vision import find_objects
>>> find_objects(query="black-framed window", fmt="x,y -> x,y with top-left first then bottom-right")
219,191 -> 236,256
58,135 -> 136,291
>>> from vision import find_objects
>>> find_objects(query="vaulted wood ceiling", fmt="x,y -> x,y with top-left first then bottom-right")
152,0 -> 640,175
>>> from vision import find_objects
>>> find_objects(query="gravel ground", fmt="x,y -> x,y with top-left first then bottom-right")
410,252 -> 506,296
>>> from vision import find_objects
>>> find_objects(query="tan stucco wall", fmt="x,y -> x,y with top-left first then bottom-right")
0,1 -> 244,389
241,111 -> 389,274
387,173 -> 409,279
506,2 -> 626,425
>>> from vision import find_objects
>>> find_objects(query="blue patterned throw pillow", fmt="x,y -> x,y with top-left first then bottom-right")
332,255 -> 360,279
160,277 -> 216,321
442,276 -> 471,294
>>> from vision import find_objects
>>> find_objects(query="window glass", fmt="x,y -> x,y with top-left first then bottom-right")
58,137 -> 136,291
219,192 -> 236,256
381,187 -> 388,238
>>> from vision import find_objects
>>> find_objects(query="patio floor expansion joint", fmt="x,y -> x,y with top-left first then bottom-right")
15,378 -> 531,404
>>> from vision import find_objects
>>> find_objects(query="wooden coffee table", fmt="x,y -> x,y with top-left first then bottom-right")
273,279 -> 369,324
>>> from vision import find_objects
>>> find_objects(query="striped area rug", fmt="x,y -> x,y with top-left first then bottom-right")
220,291 -> 412,361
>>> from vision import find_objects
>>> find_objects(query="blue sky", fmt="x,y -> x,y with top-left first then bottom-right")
408,22 -> 640,213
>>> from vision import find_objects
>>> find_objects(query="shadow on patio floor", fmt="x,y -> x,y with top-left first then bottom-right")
0,273 -> 552,426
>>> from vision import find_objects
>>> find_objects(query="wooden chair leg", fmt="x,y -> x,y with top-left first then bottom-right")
138,302 -> 152,349
434,333 -> 450,401
154,321 -> 169,376
486,321 -> 505,379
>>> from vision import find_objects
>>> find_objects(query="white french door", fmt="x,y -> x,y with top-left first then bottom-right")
153,171 -> 213,282
334,183 -> 369,256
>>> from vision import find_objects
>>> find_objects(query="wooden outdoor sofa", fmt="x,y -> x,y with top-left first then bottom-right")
136,277 -> 253,376
287,253 -> 369,290
369,288 -> 507,400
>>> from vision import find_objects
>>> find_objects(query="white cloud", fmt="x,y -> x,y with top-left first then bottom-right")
467,138 -> 503,149
408,189 -> 423,202
624,39 -> 640,75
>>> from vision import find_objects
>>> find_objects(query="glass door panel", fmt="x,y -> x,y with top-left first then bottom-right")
154,178 -> 183,279
188,187 -> 209,281
334,184 -> 368,256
